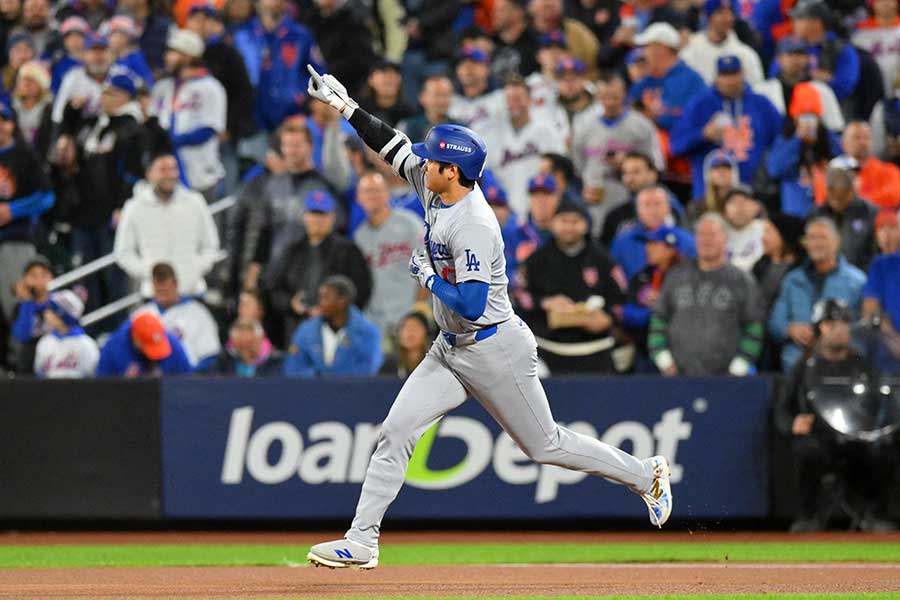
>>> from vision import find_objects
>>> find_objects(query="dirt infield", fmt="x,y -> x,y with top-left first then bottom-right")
3,563 -> 900,598
3,532 -> 900,599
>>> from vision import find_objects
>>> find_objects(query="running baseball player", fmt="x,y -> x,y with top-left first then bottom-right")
305,65 -> 673,570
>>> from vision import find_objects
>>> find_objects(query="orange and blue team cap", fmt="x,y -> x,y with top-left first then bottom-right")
457,47 -> 489,64
528,174 -> 557,193
305,190 -> 336,213
411,124 -> 487,180
555,58 -> 586,75
84,32 -> 109,49
131,312 -> 172,361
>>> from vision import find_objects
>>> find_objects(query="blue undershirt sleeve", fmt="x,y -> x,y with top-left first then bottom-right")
428,277 -> 489,322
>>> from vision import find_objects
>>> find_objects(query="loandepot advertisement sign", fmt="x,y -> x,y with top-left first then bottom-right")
161,377 -> 772,519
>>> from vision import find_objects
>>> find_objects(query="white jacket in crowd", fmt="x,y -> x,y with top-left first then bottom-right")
680,31 -> 765,85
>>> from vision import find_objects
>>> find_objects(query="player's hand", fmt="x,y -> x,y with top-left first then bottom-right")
307,65 -> 358,118
792,413 -> 815,436
408,249 -> 436,290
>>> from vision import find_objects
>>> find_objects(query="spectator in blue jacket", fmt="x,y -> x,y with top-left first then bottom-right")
611,185 -> 695,280
626,22 -> 706,133
51,16 -> 89,93
283,275 -> 383,377
8,256 -> 52,373
105,15 -> 154,89
235,0 -> 325,131
768,217 -> 867,371
862,211 -> 900,329
671,55 -> 783,199
96,310 -> 193,376
121,0 -> 172,78
770,0 -> 860,101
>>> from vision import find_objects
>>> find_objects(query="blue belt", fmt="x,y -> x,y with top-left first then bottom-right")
441,324 -> 498,348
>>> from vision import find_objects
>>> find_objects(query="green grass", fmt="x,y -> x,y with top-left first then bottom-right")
2,542 -> 900,568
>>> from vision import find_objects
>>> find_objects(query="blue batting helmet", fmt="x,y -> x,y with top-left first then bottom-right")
411,124 -> 487,180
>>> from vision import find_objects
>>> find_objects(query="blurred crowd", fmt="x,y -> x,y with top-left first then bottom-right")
0,0 -> 899,384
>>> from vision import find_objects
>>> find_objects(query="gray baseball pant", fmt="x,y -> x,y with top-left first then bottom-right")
345,318 -> 654,547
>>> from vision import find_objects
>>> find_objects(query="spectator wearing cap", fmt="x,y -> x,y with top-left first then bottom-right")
54,72 -> 144,309
523,30 -> 570,118
551,58 -> 593,132
528,0 -> 599,78
622,225 -> 683,372
185,3 -> 257,194
149,28 -> 226,199
359,60 -> 415,127
650,212 -> 764,376
353,170 -> 425,339
227,117 -> 346,292
722,186 -> 764,272
448,47 -> 503,128
300,0 -> 374,97
765,84 -> 843,216
838,121 -> 900,210
234,0 -> 323,132
513,173 -> 560,262
12,60 -> 52,156
671,55 -> 782,200
397,74 -> 461,144
769,0 -> 859,101
0,99 -> 54,324
520,199 -> 624,373
611,185 -> 695,281
690,148 -> 738,218
863,211 -> 900,330
114,150 -> 220,298
96,310 -> 193,376
491,0 -> 541,78
283,274 -> 382,377
680,0 -> 765,86
105,15 -> 154,89
51,32 -> 113,126
50,16 -> 89,93
3,31 -> 35,92
206,316 -> 283,376
852,0 -> 900,96
752,38 -> 845,134
810,162 -> 879,271
626,22 -> 706,133
263,189 -> 371,346
33,289 -> 99,378
769,217 -> 867,371
139,262 -> 221,370
119,0 -> 173,77
8,255 -> 52,372
599,152 -> 685,247
481,78 -> 566,217
572,72 -> 663,223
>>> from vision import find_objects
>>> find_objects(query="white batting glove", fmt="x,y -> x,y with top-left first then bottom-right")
408,249 -> 436,290
307,65 -> 358,118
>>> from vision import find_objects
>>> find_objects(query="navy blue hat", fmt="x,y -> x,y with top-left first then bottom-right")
528,174 -> 557,194
0,99 -> 13,121
777,36 -> 806,55
716,55 -> 742,74
305,190 -> 336,213
188,3 -> 223,19
481,170 -> 507,206
704,0 -> 736,17
411,124 -> 487,180
554,58 -> 586,75
457,47 -> 489,64
639,226 -> 680,247
105,74 -> 137,98
540,30 -> 567,48
85,33 -> 109,49
708,150 -> 734,169
6,31 -> 33,53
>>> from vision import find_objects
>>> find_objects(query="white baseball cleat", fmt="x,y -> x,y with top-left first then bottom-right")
641,455 -> 673,528
307,539 -> 379,570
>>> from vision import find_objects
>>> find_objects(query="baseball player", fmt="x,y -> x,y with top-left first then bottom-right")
304,65 -> 673,571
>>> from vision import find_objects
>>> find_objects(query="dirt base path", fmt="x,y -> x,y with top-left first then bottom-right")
2,563 -> 900,599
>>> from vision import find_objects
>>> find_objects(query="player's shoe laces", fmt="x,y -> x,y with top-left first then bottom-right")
307,539 -> 379,570
641,455 -> 673,528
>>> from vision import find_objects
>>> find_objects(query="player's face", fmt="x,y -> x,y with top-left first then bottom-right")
551,212 -> 587,246
356,173 -> 391,215
636,189 -> 669,230
423,159 -> 451,194
695,218 -> 727,262
152,276 -> 179,308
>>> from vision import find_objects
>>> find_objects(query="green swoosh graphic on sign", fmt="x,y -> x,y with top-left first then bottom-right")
406,420 -> 467,484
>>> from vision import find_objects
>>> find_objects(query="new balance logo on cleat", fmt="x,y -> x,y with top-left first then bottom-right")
335,548 -> 353,559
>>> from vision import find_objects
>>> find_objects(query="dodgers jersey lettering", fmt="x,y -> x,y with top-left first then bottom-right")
385,136 -> 514,333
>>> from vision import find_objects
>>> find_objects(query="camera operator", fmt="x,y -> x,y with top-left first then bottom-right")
776,298 -> 897,533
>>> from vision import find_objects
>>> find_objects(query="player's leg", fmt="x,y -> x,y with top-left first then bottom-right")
308,347 -> 468,568
451,319 -> 672,525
